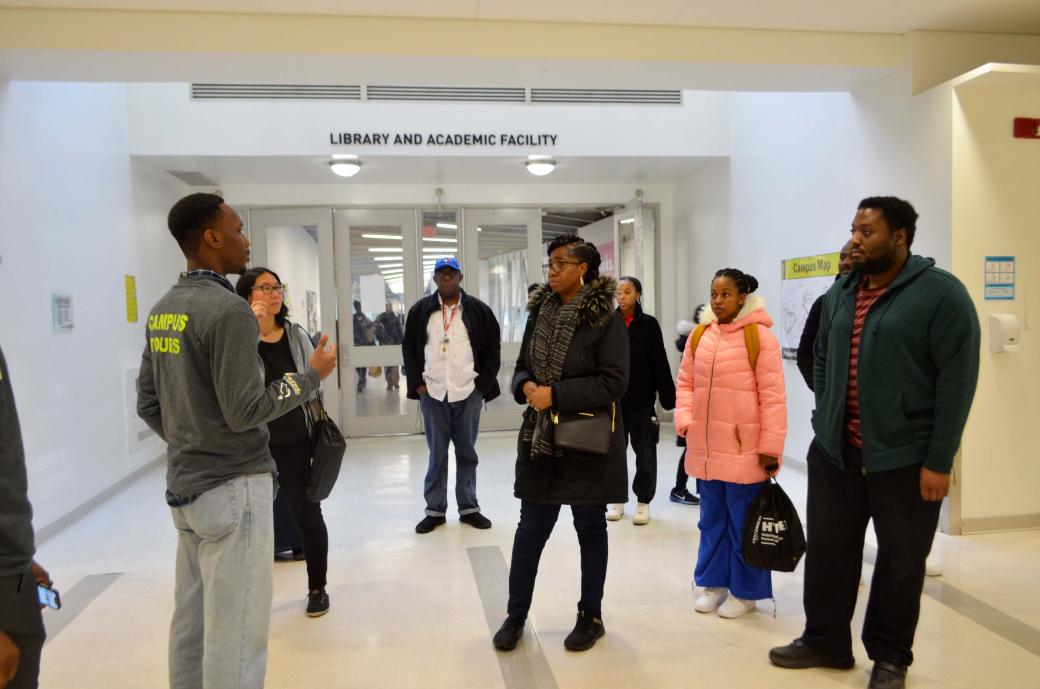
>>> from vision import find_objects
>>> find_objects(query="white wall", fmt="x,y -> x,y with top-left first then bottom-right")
0,82 -> 185,531
952,77 -> 1040,528
675,70 -> 955,465
265,226 -> 321,334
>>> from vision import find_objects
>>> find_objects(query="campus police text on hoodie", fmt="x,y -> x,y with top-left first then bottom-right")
137,274 -> 320,496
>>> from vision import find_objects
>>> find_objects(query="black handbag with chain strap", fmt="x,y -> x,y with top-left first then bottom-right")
550,401 -> 616,456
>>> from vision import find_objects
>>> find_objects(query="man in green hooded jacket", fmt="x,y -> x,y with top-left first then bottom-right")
769,197 -> 980,689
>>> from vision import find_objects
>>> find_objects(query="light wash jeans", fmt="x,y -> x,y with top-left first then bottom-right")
419,389 -> 483,517
169,474 -> 274,689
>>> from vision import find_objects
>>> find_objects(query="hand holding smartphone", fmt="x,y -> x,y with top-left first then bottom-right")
37,584 -> 60,610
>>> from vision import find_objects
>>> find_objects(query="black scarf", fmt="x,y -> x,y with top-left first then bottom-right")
522,286 -> 589,460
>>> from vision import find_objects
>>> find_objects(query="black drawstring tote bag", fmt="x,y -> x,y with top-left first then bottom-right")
742,478 -> 806,572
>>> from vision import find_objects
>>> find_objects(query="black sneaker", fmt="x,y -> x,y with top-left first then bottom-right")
306,588 -> 330,618
460,512 -> 492,529
492,616 -> 525,651
415,515 -> 447,534
669,488 -> 700,505
868,662 -> 907,689
563,610 -> 605,651
768,639 -> 855,669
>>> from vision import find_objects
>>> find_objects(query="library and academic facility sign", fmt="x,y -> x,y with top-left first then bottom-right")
330,132 -> 558,147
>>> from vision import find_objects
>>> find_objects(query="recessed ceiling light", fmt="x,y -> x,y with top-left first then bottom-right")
368,248 -> 402,253
619,218 -> 635,225
373,256 -> 403,261
435,222 -> 458,229
362,233 -> 403,240
423,237 -> 457,243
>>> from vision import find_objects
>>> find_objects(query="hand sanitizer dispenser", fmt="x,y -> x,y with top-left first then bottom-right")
989,314 -> 1021,353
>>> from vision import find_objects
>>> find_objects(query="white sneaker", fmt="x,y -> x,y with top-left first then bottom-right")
633,503 -> 650,525
925,556 -> 942,577
606,504 -> 624,521
694,587 -> 728,613
718,596 -> 757,619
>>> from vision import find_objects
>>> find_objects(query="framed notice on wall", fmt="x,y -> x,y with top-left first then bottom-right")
779,253 -> 840,360
51,293 -> 74,333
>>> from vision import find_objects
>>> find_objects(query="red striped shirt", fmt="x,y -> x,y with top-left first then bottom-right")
845,278 -> 887,448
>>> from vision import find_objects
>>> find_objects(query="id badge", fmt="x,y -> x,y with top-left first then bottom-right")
439,337 -> 450,359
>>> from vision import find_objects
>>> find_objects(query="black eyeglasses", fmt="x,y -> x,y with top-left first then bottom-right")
251,284 -> 286,296
542,260 -> 581,273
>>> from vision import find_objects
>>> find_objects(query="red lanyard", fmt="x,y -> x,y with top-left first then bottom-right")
442,303 -> 460,335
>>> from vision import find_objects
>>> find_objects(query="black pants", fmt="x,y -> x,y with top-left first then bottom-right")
801,441 -> 941,667
0,570 -> 45,689
621,401 -> 658,504
675,448 -> 690,492
271,440 -> 329,590
273,486 -> 303,553
507,501 -> 608,621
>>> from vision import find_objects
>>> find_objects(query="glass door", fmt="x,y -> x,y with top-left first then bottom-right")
333,208 -> 421,436
461,208 -> 542,431
247,208 -> 340,426
613,202 -> 657,316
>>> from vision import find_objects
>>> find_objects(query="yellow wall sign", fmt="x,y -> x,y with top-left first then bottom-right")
125,275 -> 138,323
782,253 -> 840,280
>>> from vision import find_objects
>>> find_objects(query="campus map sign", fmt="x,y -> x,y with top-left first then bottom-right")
779,252 -> 840,360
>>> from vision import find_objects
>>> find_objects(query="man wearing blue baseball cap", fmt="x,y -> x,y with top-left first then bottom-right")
402,257 -> 502,533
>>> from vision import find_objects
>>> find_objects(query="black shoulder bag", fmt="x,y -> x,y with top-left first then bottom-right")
305,397 -> 346,503
550,401 -> 616,456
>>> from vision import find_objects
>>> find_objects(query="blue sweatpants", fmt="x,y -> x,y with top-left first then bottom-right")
694,479 -> 772,601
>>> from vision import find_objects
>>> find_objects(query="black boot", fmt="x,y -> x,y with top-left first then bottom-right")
492,616 -> 525,651
563,610 -> 604,651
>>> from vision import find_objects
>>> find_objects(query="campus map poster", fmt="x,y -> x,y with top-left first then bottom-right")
780,253 -> 840,360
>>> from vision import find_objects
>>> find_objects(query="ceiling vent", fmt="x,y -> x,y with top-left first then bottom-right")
366,85 -> 526,102
166,170 -> 218,186
191,84 -> 362,100
531,88 -> 682,105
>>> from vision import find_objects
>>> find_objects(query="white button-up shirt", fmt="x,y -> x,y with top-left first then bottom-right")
423,295 -> 477,402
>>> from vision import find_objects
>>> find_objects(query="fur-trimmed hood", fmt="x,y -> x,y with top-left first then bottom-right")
698,294 -> 773,330
527,276 -> 618,329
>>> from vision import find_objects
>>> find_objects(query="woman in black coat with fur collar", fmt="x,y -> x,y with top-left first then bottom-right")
492,234 -> 629,655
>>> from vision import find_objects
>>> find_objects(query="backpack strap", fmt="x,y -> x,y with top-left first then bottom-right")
743,323 -> 760,372
686,324 -> 708,364
688,322 -> 759,373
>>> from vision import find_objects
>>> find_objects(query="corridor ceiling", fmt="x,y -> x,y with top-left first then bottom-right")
1,0 -> 1039,34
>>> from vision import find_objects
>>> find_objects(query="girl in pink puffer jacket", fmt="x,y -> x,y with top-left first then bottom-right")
675,268 -> 787,619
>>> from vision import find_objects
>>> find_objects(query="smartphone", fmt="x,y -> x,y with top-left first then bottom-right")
37,584 -> 61,610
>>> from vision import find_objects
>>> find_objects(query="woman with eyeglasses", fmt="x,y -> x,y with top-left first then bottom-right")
235,267 -> 331,618
493,234 -> 629,654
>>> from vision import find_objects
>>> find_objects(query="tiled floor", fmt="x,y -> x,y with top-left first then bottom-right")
35,430 -> 1040,688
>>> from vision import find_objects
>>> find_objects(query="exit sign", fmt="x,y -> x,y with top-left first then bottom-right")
1013,118 -> 1040,139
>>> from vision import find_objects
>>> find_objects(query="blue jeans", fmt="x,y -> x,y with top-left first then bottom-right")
419,389 -> 483,517
169,474 -> 274,689
694,479 -> 772,601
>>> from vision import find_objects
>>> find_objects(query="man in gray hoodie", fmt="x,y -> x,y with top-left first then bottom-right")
137,193 -> 337,689
0,345 -> 51,689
